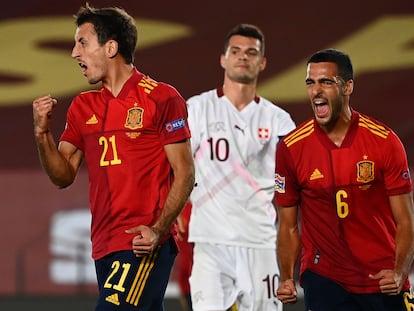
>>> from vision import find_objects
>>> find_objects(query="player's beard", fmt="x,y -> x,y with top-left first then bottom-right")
227,70 -> 255,84
88,76 -> 101,85
316,97 -> 344,130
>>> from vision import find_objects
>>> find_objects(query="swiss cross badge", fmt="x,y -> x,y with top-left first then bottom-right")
258,127 -> 269,139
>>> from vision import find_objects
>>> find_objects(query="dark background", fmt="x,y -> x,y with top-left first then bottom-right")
1,0 -> 413,310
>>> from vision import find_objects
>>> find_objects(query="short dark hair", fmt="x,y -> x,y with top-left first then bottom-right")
224,24 -> 265,55
74,3 -> 137,64
307,48 -> 354,81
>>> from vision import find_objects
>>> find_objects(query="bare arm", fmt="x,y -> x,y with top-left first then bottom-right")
392,192 -> 414,282
369,192 -> 414,294
152,139 -> 195,237
33,95 -> 83,188
276,204 -> 301,303
127,139 -> 195,256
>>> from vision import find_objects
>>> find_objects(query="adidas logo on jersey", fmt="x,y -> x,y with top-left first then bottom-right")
310,169 -> 324,180
86,114 -> 98,124
105,293 -> 120,306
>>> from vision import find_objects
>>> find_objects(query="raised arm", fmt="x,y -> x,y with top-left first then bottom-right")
33,95 -> 83,188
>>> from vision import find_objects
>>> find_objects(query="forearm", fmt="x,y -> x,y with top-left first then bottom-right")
394,223 -> 414,280
277,226 -> 301,281
35,131 -> 77,188
390,193 -> 414,281
152,171 -> 195,238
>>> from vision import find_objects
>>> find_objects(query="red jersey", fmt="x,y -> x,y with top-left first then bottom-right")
274,110 -> 412,293
60,68 -> 190,260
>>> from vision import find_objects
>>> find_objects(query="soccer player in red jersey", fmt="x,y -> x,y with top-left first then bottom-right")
32,4 -> 194,310
274,48 -> 414,310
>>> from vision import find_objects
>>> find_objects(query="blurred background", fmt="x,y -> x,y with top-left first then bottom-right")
1,0 -> 413,310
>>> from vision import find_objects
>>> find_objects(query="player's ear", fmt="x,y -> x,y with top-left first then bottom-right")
220,54 -> 226,70
343,79 -> 354,96
259,56 -> 267,72
106,40 -> 119,58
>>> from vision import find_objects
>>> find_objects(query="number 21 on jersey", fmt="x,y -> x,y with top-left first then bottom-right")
99,135 -> 122,166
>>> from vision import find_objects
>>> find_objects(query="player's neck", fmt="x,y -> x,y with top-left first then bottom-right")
102,63 -> 134,97
223,80 -> 257,111
322,107 -> 353,147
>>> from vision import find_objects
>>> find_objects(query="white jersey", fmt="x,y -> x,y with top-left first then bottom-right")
187,88 -> 295,248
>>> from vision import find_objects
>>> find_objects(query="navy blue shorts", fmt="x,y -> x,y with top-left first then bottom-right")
302,270 -> 414,311
94,237 -> 177,311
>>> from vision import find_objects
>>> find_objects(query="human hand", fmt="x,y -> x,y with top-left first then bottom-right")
369,269 -> 403,295
277,279 -> 298,304
125,225 -> 160,257
33,95 -> 57,135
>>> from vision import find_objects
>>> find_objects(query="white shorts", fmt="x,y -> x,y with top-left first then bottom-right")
189,242 -> 282,311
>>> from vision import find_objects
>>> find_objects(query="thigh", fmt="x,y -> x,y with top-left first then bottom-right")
236,248 -> 281,311
351,290 -> 414,311
301,270 -> 357,311
190,243 -> 237,311
95,237 -> 177,311
382,290 -> 414,311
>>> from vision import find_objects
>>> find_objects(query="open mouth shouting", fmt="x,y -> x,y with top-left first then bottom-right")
313,98 -> 329,119
78,61 -> 88,76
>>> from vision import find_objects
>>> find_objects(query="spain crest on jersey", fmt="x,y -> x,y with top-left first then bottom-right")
356,160 -> 374,183
125,107 -> 144,130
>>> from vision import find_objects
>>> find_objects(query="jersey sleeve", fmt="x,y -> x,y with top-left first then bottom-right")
383,131 -> 412,195
274,139 -> 299,207
153,84 -> 191,146
278,110 -> 296,138
186,95 -> 201,155
59,98 -> 84,151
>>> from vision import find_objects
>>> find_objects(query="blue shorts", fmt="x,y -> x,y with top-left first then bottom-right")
94,237 -> 177,311
302,270 -> 414,311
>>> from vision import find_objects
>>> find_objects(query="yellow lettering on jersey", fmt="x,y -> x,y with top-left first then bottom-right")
99,135 -> 122,166
336,190 -> 349,218
138,77 -> 158,94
